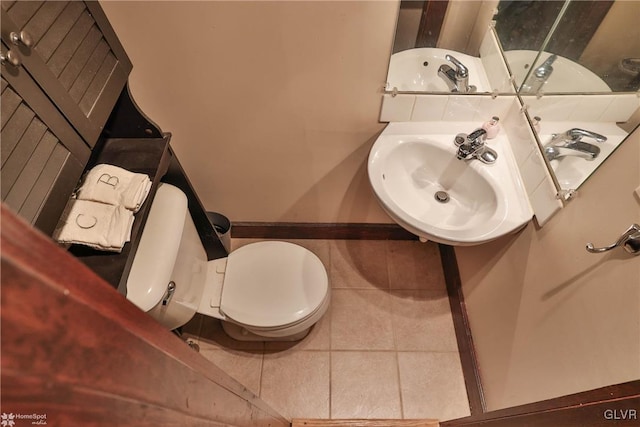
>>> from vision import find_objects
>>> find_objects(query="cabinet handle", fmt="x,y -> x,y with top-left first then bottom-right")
586,223 -> 640,255
0,50 -> 21,67
10,30 -> 33,48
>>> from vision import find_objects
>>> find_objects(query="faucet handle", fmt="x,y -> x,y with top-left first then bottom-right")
445,54 -> 468,78
566,128 -> 607,143
467,128 -> 487,145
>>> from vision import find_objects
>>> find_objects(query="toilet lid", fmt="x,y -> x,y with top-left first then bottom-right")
220,241 -> 329,328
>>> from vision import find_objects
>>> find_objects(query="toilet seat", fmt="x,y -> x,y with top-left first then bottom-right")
227,288 -> 330,332
219,241 -> 329,329
127,182 -> 330,338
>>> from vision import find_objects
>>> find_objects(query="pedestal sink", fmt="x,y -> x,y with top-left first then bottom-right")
368,122 -> 532,245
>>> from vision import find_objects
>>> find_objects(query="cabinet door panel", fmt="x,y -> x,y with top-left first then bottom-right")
4,131 -> 58,210
1,72 -> 87,235
18,1 -> 67,47
1,99 -> 36,165
1,1 -> 43,28
1,114 -> 47,198
1,1 -> 131,146
1,80 -> 21,126
47,10 -> 94,77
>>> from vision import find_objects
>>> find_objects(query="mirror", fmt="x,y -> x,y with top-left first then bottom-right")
387,1 -> 509,94
387,0 -> 640,194
495,0 -> 640,94
389,1 -> 640,95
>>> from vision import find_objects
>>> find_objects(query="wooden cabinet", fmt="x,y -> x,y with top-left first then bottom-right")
1,44 -> 88,235
0,1 -> 129,234
1,1 -> 227,290
1,0 -> 131,144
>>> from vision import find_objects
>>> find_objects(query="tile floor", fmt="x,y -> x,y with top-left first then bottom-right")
183,239 -> 470,421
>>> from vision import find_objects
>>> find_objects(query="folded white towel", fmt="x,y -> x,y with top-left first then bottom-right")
76,164 -> 151,212
53,199 -> 134,252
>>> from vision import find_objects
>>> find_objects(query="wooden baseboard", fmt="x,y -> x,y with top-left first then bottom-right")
438,244 -> 486,416
230,222 -> 418,240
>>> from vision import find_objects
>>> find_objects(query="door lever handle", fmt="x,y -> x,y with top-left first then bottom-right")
586,223 -> 640,255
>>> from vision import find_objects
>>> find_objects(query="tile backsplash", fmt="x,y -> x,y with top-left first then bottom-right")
479,26 -> 513,94
523,94 -> 640,123
380,94 -> 514,123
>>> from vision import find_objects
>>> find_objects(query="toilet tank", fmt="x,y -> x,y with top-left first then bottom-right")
126,183 -> 208,330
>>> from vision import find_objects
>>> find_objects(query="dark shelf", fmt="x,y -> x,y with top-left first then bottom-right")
69,136 -> 171,292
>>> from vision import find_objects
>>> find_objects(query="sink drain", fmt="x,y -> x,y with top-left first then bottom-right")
434,191 -> 450,203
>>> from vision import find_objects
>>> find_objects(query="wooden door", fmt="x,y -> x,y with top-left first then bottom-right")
0,204 -> 289,426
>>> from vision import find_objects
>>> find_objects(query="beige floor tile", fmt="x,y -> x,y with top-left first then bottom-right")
265,302 -> 331,351
330,240 -> 389,289
331,351 -> 402,419
199,349 -> 263,396
231,238 -> 330,268
181,313 -> 203,341
398,352 -> 470,421
331,289 -> 395,350
387,241 -> 446,291
261,351 -> 330,419
390,291 -> 459,352
284,239 -> 331,271
198,316 -> 265,351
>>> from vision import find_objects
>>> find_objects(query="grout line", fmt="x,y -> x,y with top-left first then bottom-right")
258,346 -> 266,398
194,314 -> 204,345
395,350 -> 405,419
327,241 -> 333,420
222,348 -> 462,353
258,348 -> 264,398
328,348 -> 333,419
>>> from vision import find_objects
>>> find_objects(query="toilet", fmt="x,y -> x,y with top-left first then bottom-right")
125,183 -> 330,341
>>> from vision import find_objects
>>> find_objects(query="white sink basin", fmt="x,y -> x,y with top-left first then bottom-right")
386,48 -> 492,92
504,50 -> 611,93
368,122 -> 532,245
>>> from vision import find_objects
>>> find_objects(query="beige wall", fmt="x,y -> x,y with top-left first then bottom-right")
456,127 -> 640,410
102,0 -> 640,410
100,1 -> 398,223
438,0 -> 497,55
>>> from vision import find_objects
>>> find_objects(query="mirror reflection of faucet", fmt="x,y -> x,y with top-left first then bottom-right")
543,128 -> 607,162
438,54 -> 477,93
454,128 -> 497,164
522,54 -> 557,93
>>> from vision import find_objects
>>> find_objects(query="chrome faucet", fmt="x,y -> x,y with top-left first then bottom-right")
543,128 -> 607,161
454,129 -> 497,164
438,55 -> 477,93
522,54 -> 557,93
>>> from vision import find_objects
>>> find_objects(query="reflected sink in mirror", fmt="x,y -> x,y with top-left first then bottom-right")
537,121 -> 628,190
505,51 -> 612,93
386,48 -> 492,92
368,122 -> 532,245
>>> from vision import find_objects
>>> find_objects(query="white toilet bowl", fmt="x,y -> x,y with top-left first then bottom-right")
126,183 -> 330,341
